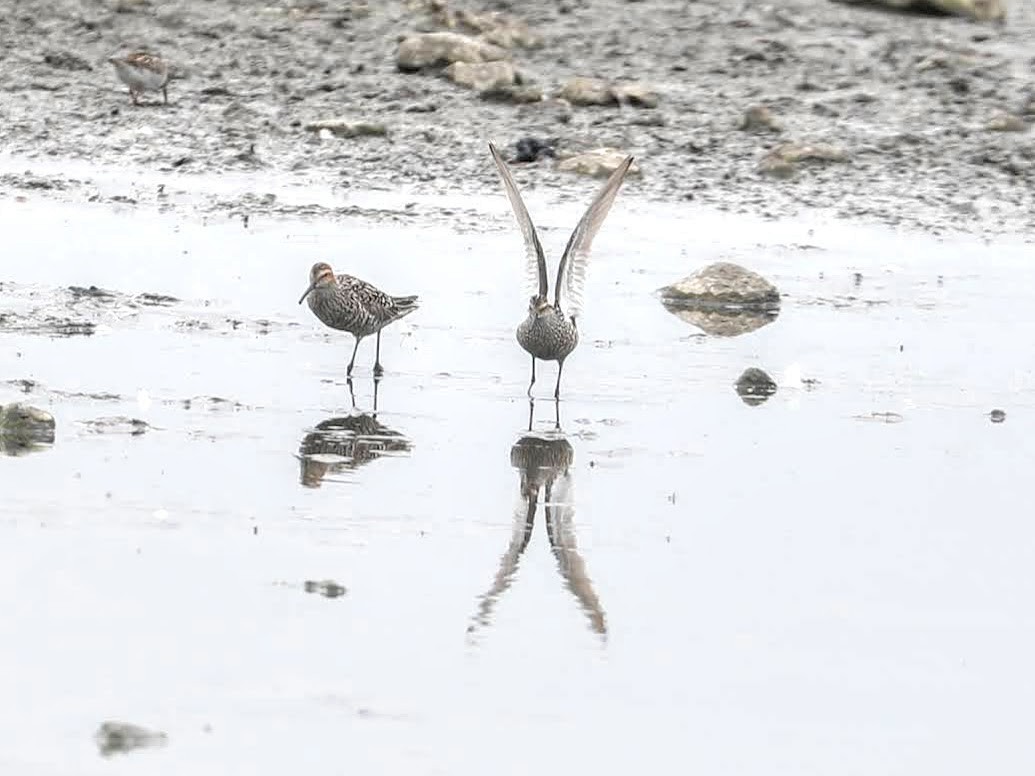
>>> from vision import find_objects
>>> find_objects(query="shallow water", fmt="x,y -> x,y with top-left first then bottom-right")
2,191 -> 1035,774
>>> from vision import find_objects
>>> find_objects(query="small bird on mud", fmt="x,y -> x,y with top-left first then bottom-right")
488,142 -> 633,400
298,262 -> 419,378
107,52 -> 169,106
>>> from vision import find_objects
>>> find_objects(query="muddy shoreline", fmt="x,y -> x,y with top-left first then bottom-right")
1,0 -> 1034,235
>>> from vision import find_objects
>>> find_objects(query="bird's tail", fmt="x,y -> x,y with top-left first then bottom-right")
392,294 -> 419,320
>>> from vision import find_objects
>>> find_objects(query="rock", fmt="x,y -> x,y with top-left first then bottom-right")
304,579 -> 348,598
558,78 -> 658,108
0,404 -> 55,455
445,60 -> 517,91
612,82 -> 659,108
479,84 -> 544,104
303,119 -> 388,138
986,112 -> 1026,132
95,721 -> 167,757
396,32 -> 507,72
990,408 -> 1006,423
557,148 -> 640,178
740,105 -> 782,132
452,8 -> 540,49
659,262 -> 781,337
831,0 -> 1005,22
43,50 -> 93,71
735,368 -> 778,406
513,137 -> 557,163
661,262 -> 780,308
759,141 -> 846,177
559,77 -> 615,106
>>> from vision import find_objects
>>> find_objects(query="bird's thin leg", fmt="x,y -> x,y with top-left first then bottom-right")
373,330 -> 384,378
162,86 -> 168,105
346,336 -> 362,377
553,397 -> 561,430
554,359 -> 565,401
373,375 -> 380,416
527,397 -> 535,432
346,377 -> 357,410
527,357 -> 536,397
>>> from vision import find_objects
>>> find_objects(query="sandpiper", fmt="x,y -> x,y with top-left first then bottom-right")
298,262 -> 419,377
488,142 -> 633,399
108,52 -> 169,105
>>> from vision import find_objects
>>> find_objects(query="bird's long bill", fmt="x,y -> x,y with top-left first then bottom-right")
298,281 -> 317,305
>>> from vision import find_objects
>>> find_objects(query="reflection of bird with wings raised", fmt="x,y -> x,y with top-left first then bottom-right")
468,431 -> 607,640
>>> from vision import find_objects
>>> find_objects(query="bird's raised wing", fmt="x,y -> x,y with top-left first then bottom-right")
489,142 -> 548,301
555,156 -> 634,319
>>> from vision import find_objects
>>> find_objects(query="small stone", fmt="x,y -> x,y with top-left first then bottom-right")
986,112 -> 1026,132
740,105 -> 782,132
558,76 -> 615,106
304,579 -> 348,598
557,148 -> 640,178
990,409 -> 1006,423
759,141 -> 846,176
479,84 -> 543,104
513,137 -> 556,163
396,31 -> 508,72
0,403 -> 56,455
612,82 -> 659,108
735,368 -> 778,406
95,721 -> 167,757
833,0 -> 1005,22
445,60 -> 517,91
43,50 -> 93,71
303,119 -> 388,138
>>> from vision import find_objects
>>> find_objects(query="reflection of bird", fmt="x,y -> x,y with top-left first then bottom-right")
107,52 -> 169,105
488,142 -> 633,400
468,430 -> 606,639
297,380 -> 410,487
298,262 -> 419,378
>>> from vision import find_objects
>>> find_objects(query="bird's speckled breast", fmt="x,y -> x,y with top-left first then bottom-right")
516,309 -> 578,361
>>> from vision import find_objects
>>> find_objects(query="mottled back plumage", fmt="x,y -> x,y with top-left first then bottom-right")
488,142 -> 633,398
299,262 -> 419,377
108,51 -> 169,105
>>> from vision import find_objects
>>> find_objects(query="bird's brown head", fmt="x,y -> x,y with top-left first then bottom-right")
298,262 -> 335,304
528,296 -> 552,315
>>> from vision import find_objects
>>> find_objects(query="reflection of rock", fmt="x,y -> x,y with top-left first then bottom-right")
659,262 -> 780,337
396,32 -> 507,72
735,368 -> 778,406
0,403 -> 55,455
469,430 -> 606,639
557,148 -> 641,178
95,721 -> 168,757
833,0 -> 1005,22
298,414 -> 411,488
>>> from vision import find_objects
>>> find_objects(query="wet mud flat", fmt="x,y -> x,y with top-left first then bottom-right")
2,0 -> 1035,235
3,192 -> 1035,773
